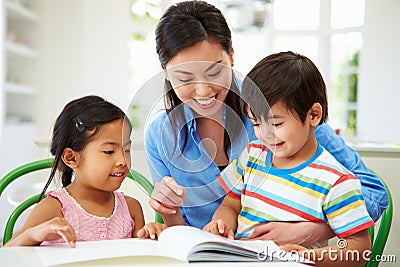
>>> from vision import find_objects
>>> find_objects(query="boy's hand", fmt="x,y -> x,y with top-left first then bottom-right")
136,222 -> 167,240
203,219 -> 234,239
150,177 -> 187,215
28,217 -> 76,247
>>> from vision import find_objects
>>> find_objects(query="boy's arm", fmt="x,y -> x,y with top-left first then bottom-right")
315,123 -> 388,221
203,194 -> 241,238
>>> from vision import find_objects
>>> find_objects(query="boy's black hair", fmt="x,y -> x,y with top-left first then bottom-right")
39,95 -> 131,200
241,51 -> 328,124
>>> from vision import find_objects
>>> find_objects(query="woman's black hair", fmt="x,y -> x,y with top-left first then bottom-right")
241,51 -> 328,124
38,95 -> 131,201
155,0 -> 243,155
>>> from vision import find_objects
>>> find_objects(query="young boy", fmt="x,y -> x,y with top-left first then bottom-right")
203,52 -> 374,266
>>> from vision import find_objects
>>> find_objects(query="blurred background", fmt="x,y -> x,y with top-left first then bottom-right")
0,0 -> 398,263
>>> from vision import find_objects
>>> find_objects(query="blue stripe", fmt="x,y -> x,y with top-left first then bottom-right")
325,194 -> 364,215
333,216 -> 373,234
246,185 -> 324,220
239,210 -> 269,224
266,172 -> 330,195
235,232 -> 250,238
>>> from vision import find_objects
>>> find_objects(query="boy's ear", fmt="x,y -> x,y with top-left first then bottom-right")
309,102 -> 323,126
61,148 -> 80,169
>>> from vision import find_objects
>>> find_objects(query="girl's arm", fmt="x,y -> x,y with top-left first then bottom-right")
282,229 -> 371,267
125,195 -> 167,239
4,197 -> 76,247
203,194 -> 241,239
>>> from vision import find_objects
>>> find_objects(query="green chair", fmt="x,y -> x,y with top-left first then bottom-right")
0,158 -> 163,246
361,170 -> 393,267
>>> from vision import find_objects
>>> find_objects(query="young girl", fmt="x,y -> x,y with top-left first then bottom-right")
4,95 -> 166,247
203,52 -> 374,266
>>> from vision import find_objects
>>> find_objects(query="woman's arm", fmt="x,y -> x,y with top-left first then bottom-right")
315,123 -> 388,222
4,197 -> 76,247
282,229 -> 371,267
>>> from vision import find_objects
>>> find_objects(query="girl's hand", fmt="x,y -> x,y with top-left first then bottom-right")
136,223 -> 167,240
203,219 -> 234,239
28,217 -> 76,247
149,177 -> 187,215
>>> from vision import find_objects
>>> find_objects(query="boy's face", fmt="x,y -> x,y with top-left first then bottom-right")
248,101 -> 318,168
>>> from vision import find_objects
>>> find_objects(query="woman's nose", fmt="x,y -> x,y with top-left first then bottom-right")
194,82 -> 212,97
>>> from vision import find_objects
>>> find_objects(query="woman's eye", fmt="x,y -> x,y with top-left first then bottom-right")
104,150 -> 114,155
178,78 -> 192,83
208,69 -> 221,77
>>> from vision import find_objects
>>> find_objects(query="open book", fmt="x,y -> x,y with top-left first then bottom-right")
34,225 -> 313,266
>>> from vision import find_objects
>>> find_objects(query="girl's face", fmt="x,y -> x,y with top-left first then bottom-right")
165,40 -> 234,117
249,102 -> 318,168
74,118 -> 132,192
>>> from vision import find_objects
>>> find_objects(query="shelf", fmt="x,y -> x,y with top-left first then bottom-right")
5,0 -> 38,22
3,81 -> 36,95
5,40 -> 37,58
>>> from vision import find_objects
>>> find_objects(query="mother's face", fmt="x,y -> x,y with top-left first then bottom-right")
165,40 -> 234,117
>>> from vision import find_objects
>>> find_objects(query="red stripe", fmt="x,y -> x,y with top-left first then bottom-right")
309,163 -> 344,176
332,174 -> 358,187
337,221 -> 375,239
245,190 -> 324,222
218,175 -> 240,199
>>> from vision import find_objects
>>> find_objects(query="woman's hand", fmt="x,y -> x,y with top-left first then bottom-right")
203,219 -> 234,239
136,222 -> 167,240
149,176 -> 186,215
248,222 -> 334,246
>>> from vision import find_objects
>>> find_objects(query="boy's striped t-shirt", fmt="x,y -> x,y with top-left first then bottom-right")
218,141 -> 374,239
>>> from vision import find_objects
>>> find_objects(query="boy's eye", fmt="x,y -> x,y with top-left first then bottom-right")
104,150 -> 114,154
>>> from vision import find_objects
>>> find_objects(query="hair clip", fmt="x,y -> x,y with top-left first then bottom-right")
74,117 -> 85,132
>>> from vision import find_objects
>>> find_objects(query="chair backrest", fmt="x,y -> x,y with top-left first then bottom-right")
361,170 -> 393,267
0,158 -> 162,246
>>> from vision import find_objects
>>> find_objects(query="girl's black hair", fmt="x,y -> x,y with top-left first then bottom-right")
39,95 -> 131,201
242,51 -> 328,124
155,0 -> 243,155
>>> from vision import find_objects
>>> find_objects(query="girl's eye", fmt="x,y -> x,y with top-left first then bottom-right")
208,69 -> 221,77
104,150 -> 114,155
253,123 -> 261,127
125,149 -> 131,153
272,122 -> 283,127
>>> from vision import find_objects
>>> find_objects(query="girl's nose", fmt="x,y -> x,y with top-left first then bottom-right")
116,150 -> 128,167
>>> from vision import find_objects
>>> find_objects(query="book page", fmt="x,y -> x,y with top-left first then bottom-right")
158,225 -> 313,263
34,238 -> 180,266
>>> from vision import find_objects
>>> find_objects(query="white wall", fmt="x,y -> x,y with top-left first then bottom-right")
358,0 -> 400,143
36,0 -> 131,144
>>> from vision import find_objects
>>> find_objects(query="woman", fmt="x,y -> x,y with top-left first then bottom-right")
145,0 -> 387,246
